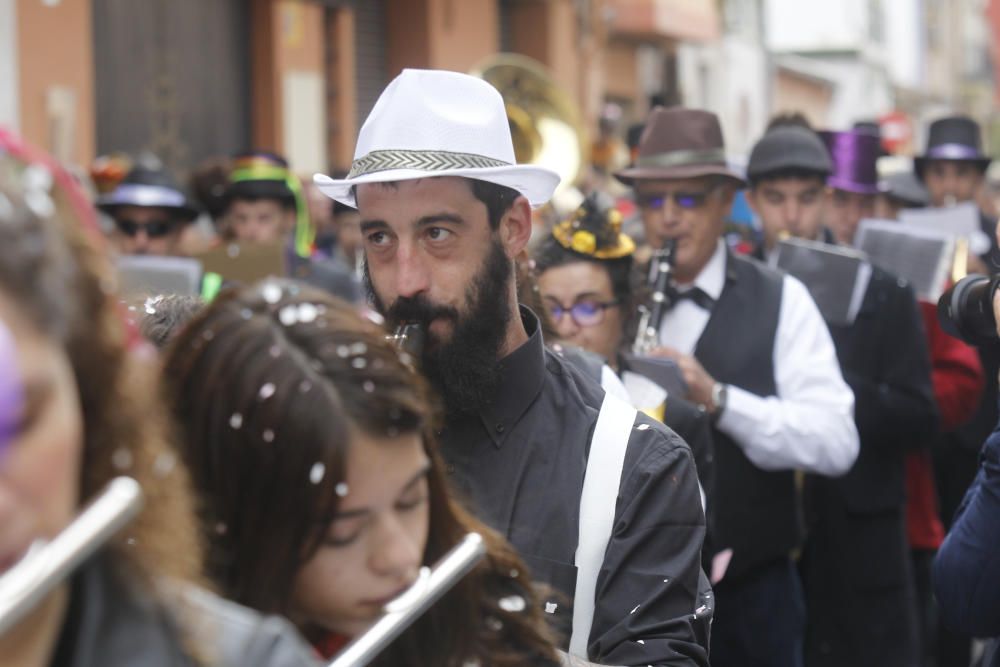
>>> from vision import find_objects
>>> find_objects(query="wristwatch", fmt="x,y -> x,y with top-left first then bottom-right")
710,382 -> 729,420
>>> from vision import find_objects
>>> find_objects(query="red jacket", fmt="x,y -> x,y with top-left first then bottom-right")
907,301 -> 984,549
313,632 -> 350,661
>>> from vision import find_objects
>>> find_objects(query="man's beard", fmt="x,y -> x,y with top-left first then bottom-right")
365,240 -> 513,417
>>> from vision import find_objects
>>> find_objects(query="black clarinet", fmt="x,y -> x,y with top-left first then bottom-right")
632,239 -> 677,355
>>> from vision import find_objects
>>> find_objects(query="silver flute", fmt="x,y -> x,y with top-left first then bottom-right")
387,322 -> 425,359
0,476 -> 143,635
329,532 -> 486,667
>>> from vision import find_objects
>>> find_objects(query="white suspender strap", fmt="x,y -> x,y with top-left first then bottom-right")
569,392 -> 638,658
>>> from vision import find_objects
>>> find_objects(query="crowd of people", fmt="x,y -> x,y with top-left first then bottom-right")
1,65 -> 999,667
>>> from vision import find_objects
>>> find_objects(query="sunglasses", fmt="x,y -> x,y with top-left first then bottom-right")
114,218 -> 178,239
636,187 -> 718,211
546,299 -> 621,328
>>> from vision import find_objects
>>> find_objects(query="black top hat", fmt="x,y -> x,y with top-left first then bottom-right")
852,120 -> 890,158
747,126 -> 832,182
915,115 -> 991,180
96,166 -> 200,221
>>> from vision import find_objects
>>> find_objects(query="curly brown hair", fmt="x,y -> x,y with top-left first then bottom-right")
0,157 -> 203,590
163,281 -> 561,666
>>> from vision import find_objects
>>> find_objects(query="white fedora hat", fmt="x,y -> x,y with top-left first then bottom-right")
314,69 -> 560,208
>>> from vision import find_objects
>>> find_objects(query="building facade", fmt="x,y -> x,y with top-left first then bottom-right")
3,0 -> 996,175
3,0 -> 614,177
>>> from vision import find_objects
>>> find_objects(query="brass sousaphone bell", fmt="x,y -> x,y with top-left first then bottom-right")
470,54 -> 588,193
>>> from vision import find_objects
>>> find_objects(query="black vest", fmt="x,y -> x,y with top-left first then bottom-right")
693,252 -> 802,582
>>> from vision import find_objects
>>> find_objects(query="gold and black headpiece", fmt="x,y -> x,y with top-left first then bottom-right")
552,193 -> 635,259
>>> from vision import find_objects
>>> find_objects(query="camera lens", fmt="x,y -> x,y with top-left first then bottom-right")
937,274 -> 1000,345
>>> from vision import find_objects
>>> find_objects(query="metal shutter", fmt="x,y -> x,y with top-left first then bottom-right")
91,0 -> 251,178
354,0 -> 388,126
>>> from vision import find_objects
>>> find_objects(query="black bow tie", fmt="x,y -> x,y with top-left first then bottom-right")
668,286 -> 716,312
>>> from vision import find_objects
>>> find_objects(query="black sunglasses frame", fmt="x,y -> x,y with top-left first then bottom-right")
113,217 -> 180,239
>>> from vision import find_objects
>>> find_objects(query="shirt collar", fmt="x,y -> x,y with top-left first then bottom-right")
478,305 -> 547,448
680,239 -> 728,300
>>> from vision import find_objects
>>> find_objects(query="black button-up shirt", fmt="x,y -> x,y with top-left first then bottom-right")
439,308 -> 709,665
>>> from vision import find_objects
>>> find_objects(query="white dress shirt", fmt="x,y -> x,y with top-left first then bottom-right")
659,241 -> 859,476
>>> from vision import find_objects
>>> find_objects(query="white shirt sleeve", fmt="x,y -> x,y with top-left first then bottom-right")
716,275 -> 860,476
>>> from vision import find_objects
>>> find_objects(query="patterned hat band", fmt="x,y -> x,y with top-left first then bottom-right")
635,148 -> 727,169
347,149 -> 512,179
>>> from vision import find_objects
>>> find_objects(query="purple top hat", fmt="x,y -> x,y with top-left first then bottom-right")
818,130 -> 881,195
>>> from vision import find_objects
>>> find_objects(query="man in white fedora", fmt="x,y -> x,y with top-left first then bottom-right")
316,69 -> 710,665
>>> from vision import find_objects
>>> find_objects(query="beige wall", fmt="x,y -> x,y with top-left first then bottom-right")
577,0 -> 609,132
276,0 -> 325,71
427,0 -> 498,72
251,0 -> 327,169
606,0 -> 719,41
772,70 -> 833,128
277,1 -> 327,173
509,0 -> 608,134
603,39 -> 641,105
508,0 -> 579,100
386,0 -> 498,75
385,0 -> 433,73
327,7 -> 357,170
251,0 -> 281,150
17,0 -> 95,166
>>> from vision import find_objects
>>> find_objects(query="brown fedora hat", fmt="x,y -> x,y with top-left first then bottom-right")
614,107 -> 745,186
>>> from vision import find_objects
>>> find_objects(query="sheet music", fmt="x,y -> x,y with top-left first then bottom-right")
192,241 -> 286,285
619,354 -> 689,398
854,219 -> 954,302
774,237 -> 871,327
899,202 -> 990,256
116,255 -> 203,298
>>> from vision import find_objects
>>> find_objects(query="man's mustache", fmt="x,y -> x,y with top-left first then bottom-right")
385,294 -> 459,327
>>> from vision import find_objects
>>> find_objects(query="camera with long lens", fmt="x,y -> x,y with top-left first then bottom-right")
937,274 -> 1000,345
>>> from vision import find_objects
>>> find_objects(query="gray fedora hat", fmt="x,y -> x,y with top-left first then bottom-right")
747,126 -> 832,182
